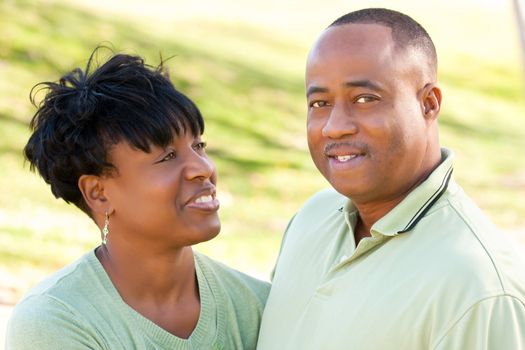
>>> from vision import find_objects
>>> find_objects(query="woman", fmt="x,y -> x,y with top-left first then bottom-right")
6,50 -> 270,349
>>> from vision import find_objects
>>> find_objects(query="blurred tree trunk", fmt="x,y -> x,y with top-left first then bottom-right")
514,0 -> 525,82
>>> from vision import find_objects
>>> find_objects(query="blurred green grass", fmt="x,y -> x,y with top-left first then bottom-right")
1,0 -> 524,303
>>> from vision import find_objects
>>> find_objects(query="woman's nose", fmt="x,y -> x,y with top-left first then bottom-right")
184,151 -> 216,181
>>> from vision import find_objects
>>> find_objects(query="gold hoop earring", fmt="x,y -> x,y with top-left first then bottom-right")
102,211 -> 109,245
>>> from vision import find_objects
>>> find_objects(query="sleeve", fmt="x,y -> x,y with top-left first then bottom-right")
6,296 -> 104,350
433,295 -> 525,350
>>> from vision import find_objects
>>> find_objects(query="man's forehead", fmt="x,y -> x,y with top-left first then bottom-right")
306,23 -> 397,79
310,23 -> 394,57
305,23 -> 429,91
307,21 -> 436,84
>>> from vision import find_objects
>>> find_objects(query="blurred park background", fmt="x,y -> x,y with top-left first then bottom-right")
1,0 -> 525,344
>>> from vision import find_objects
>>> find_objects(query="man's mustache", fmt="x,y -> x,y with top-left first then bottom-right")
324,141 -> 370,155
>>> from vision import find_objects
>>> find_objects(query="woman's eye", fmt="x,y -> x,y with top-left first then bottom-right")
310,100 -> 328,108
161,151 -> 176,162
355,95 -> 378,104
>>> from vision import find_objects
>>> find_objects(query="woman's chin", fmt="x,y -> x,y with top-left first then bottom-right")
192,221 -> 221,245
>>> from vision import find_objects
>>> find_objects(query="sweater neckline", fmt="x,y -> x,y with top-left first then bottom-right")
87,249 -> 222,348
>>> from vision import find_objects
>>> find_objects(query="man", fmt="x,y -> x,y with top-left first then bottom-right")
257,8 -> 525,349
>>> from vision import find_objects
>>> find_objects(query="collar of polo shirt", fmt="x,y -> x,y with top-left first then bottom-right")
342,148 -> 454,237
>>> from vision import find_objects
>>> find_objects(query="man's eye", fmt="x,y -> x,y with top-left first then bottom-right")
355,95 -> 378,104
310,100 -> 328,108
161,151 -> 176,162
194,141 -> 207,151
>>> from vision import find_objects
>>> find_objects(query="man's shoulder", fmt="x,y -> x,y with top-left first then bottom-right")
276,188 -> 350,261
421,188 -> 525,299
303,187 -> 346,206
294,188 -> 348,220
439,187 -> 521,265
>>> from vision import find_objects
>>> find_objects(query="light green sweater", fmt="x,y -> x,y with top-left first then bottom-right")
6,249 -> 270,349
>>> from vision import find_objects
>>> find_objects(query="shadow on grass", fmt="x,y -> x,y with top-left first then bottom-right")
209,148 -> 273,173
0,111 -> 28,127
0,146 -> 23,158
209,147 -> 304,172
440,61 -> 524,102
0,111 -> 28,158
4,0 -> 303,95
0,112 -> 27,160
439,112 -> 525,142
1,0 -> 311,178
212,114 -> 291,151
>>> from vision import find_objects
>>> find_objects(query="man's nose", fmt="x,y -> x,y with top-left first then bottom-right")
322,103 -> 357,139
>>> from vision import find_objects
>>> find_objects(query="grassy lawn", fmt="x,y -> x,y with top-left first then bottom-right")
0,0 -> 524,304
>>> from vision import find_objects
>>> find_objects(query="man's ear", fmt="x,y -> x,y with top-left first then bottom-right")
78,175 -> 112,216
420,83 -> 442,122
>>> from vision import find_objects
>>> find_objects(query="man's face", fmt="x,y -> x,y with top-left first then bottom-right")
306,23 -> 435,204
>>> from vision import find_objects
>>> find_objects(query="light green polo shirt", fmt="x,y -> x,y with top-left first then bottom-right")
7,250 -> 270,349
257,149 -> 525,350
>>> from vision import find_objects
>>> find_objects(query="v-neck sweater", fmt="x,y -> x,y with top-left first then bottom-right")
7,249 -> 270,349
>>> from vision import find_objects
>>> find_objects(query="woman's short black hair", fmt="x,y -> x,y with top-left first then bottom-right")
24,48 -> 205,215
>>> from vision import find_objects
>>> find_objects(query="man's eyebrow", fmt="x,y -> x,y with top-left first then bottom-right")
306,80 -> 384,98
344,80 -> 384,91
306,86 -> 328,98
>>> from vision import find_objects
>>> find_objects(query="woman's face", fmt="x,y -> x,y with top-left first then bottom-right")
102,132 -> 220,250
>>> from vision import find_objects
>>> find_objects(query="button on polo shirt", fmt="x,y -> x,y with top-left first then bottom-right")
257,149 -> 525,350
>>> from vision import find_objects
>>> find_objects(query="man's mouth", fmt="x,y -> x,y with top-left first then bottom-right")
334,155 -> 358,162
324,142 -> 368,161
325,153 -> 365,172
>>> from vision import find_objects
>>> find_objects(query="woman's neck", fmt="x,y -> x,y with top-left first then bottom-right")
95,242 -> 201,338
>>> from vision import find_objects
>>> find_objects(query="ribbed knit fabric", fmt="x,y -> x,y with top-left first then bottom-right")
6,249 -> 270,349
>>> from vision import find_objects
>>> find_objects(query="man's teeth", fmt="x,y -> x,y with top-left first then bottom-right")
336,155 -> 357,162
195,195 -> 213,203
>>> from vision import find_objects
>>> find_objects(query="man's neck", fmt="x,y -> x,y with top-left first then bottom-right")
353,196 -> 406,244
352,151 -> 442,244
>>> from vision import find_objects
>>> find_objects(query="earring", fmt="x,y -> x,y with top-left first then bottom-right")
102,211 -> 109,245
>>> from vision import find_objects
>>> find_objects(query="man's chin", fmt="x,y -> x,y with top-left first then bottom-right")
329,178 -> 372,200
331,183 -> 359,199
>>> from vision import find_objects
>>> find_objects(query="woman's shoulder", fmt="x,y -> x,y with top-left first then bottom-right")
8,249 -> 108,333
7,292 -> 103,349
6,250 -> 105,349
7,251 -> 117,349
193,252 -> 270,349
9,286 -> 84,334
194,252 -> 270,304
16,250 -> 100,303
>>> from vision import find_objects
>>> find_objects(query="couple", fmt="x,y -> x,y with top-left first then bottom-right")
7,8 -> 525,350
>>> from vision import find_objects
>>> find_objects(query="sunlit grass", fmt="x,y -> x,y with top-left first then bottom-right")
0,0 -> 524,303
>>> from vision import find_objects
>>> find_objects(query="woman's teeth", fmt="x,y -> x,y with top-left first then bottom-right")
195,195 -> 213,203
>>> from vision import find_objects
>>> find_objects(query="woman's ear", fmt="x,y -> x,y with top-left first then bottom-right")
78,175 -> 112,215
420,83 -> 442,121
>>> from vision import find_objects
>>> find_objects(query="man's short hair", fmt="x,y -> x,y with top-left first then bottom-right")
330,8 -> 437,72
